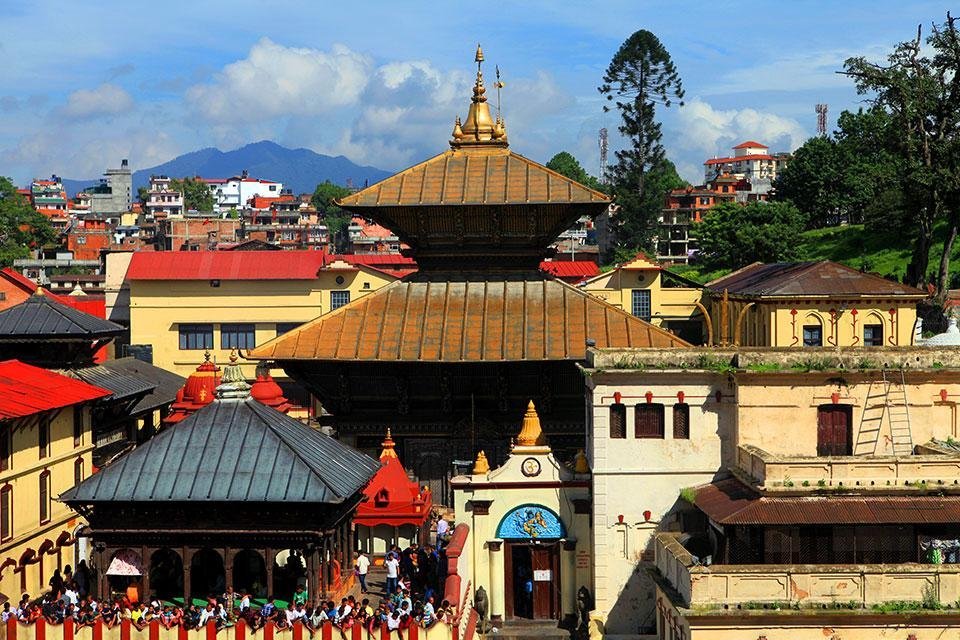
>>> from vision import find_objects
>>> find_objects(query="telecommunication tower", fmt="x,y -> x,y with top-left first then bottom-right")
598,127 -> 608,184
816,104 -> 828,136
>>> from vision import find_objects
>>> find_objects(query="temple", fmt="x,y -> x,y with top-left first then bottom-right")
354,429 -> 432,554
250,47 -> 688,502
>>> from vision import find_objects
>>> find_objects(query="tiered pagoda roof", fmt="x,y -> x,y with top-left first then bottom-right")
163,352 -> 222,425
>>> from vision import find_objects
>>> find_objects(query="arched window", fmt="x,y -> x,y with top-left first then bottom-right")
609,403 -> 626,439
864,313 -> 885,347
39,471 -> 51,524
803,314 -> 823,347
74,458 -> 83,486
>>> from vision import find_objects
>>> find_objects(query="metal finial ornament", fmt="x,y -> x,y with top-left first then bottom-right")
475,43 -> 484,64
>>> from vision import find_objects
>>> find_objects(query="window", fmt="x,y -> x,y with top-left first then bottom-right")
38,415 -> 50,459
631,289 -> 651,321
39,471 -> 50,524
673,403 -> 690,439
221,323 -> 256,349
635,403 -> 665,438
803,324 -> 823,347
864,324 -> 884,347
178,324 -> 213,350
276,322 -> 302,337
74,458 -> 83,486
0,486 -> 10,541
73,409 -> 82,447
609,403 -> 626,439
0,427 -> 8,471
331,290 -> 350,311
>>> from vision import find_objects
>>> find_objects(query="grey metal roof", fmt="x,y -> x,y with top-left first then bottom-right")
0,294 -> 124,340
100,358 -> 186,414
60,364 -> 156,402
61,398 -> 379,504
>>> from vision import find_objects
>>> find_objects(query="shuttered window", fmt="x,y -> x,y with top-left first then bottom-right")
673,403 -> 690,439
0,486 -> 10,541
39,471 -> 50,524
609,403 -> 626,439
635,403 -> 665,438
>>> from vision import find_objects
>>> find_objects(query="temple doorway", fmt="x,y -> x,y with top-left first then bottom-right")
149,548 -> 183,600
233,549 -> 267,598
190,548 -> 225,600
504,542 -> 560,620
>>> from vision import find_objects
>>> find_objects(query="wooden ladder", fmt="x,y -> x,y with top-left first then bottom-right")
886,368 -> 914,455
854,369 -> 914,455
854,377 -> 887,455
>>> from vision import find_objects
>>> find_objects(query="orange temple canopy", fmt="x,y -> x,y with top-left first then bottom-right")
354,429 -> 432,527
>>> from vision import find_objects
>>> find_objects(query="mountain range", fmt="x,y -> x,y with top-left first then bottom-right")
61,141 -> 391,198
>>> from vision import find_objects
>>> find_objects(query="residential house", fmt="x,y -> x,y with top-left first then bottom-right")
703,140 -> 790,186
203,171 -> 282,212
144,175 -> 184,218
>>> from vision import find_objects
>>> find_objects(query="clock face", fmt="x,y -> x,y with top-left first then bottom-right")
521,457 -> 541,477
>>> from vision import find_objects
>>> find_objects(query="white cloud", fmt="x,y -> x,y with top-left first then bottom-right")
61,83 -> 133,120
675,97 -> 808,156
186,38 -> 372,123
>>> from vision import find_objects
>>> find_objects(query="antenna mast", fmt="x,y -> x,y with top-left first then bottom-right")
816,103 -> 828,136
598,128 -> 608,184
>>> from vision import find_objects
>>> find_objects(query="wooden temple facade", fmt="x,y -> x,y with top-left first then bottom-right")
250,47 -> 689,503
61,364 -> 379,603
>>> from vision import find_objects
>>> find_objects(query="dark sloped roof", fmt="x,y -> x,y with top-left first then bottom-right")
61,398 -> 379,504
101,358 -> 186,414
695,477 -> 960,525
60,364 -> 156,402
706,261 -> 927,298
249,275 -> 689,362
0,294 -> 124,340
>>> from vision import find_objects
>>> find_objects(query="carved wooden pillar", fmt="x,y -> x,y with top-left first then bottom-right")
182,546 -> 194,605
140,545 -> 151,599
224,546 -> 235,593
306,546 -> 317,604
265,547 -> 274,598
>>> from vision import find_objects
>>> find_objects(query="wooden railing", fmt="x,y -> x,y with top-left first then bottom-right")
737,444 -> 960,490
654,532 -> 960,609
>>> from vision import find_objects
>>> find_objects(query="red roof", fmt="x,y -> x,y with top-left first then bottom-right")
163,357 -> 222,425
249,195 -> 296,209
355,430 -> 431,527
704,154 -> 776,165
733,141 -> 768,149
539,260 -> 600,281
0,268 -> 70,304
0,360 -> 110,419
127,251 -> 329,281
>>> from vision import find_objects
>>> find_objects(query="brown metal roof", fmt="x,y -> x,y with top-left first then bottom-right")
249,276 -> 689,362
337,148 -> 610,208
706,261 -> 927,298
696,477 -> 960,525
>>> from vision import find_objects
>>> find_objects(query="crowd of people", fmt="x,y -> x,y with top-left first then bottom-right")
4,540 -> 456,637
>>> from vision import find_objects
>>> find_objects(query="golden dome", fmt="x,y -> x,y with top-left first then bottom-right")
472,450 -> 490,475
517,400 -> 547,447
450,44 -> 508,149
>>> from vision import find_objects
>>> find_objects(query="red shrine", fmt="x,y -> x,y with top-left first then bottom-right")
355,429 -> 432,530
163,352 -> 222,425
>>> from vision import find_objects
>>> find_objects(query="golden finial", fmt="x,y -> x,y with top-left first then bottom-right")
450,45 -> 507,149
475,44 -> 484,64
472,450 -> 490,475
452,116 -> 463,140
380,428 -> 398,459
203,349 -> 211,362
229,348 -> 238,363
573,449 -> 590,474
516,400 -> 547,447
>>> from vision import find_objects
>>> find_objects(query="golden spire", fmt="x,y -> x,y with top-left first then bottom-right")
380,427 -> 398,459
472,450 -> 490,474
516,400 -> 547,447
450,44 -> 508,149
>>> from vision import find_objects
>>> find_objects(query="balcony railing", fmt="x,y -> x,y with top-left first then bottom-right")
654,532 -> 960,609
736,444 -> 960,490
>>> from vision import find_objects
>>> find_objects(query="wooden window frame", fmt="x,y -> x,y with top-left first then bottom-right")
609,403 -> 627,439
74,457 -> 83,486
673,403 -> 690,439
635,403 -> 665,439
39,470 -> 50,525
73,408 -> 83,447
0,485 -> 10,542
0,426 -> 9,472
38,415 -> 50,459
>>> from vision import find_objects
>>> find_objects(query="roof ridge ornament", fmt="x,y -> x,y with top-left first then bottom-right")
450,44 -> 508,149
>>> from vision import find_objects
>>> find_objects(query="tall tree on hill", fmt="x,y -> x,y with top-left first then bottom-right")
599,30 -> 685,254
843,12 -> 960,297
170,177 -> 214,212
546,152 -> 604,191
694,201 -> 806,270
0,177 -> 56,266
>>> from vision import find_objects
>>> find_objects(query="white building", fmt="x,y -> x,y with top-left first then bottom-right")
702,141 -> 790,193
203,170 -> 282,212
145,175 -> 184,218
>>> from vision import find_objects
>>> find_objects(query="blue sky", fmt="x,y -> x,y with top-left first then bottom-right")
0,0 -> 952,185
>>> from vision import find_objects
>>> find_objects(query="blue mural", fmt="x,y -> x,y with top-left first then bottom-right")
496,504 -> 565,539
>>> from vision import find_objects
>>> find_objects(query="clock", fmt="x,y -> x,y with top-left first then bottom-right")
521,457 -> 541,477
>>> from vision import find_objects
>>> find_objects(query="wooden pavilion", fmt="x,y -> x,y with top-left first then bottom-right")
249,46 -> 689,502
60,361 -> 379,603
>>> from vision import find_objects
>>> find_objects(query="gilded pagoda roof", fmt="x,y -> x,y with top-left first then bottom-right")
249,275 -> 689,363
337,147 -> 609,208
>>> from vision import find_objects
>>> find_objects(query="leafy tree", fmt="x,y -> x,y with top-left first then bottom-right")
693,201 -> 806,270
599,30 -> 685,252
843,12 -> 960,296
0,177 -> 56,266
546,152 -> 603,191
312,180 -> 353,252
610,158 -> 686,263
136,186 -> 150,209
170,177 -> 214,212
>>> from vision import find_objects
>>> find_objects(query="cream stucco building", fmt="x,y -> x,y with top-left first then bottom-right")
452,402 -> 591,625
